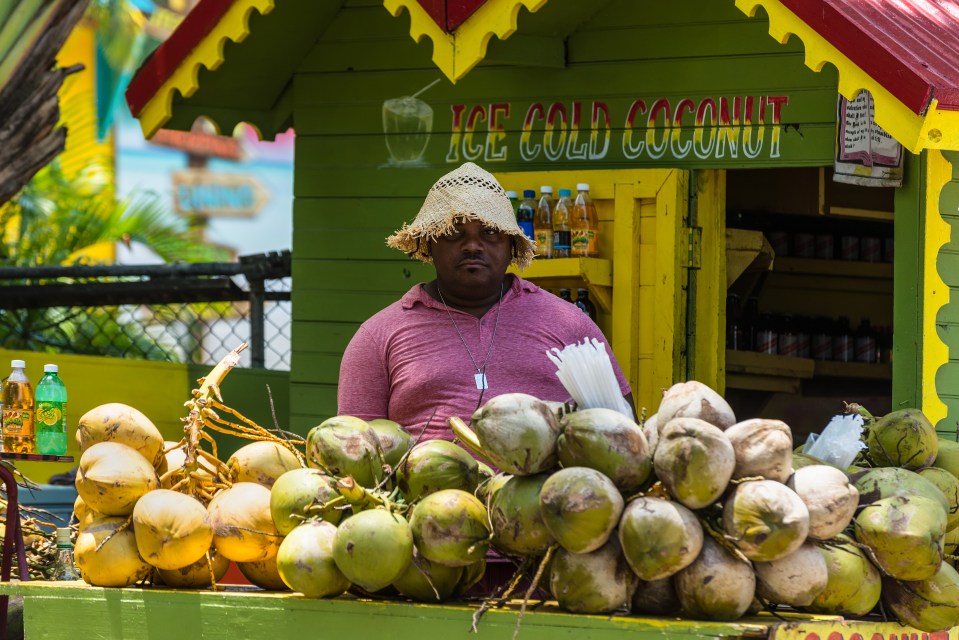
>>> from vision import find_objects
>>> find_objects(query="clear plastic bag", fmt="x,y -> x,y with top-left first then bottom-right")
804,413 -> 866,469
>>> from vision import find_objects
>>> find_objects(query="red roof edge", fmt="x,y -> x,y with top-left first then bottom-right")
780,0 -> 933,116
125,0 -> 237,118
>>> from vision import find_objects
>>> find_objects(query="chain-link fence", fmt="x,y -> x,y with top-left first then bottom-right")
0,251 -> 291,370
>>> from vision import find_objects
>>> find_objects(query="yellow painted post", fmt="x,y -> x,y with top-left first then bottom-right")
691,170 -> 726,392
611,181 -> 638,386
923,150 -> 951,426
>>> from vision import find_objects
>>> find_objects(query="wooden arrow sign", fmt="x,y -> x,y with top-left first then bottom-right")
172,170 -> 270,218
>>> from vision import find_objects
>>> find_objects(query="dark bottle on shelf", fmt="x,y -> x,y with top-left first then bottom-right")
854,318 -> 877,363
878,325 -> 893,363
795,315 -> 811,358
574,288 -> 596,320
756,314 -> 779,355
558,288 -> 573,303
778,315 -> 799,357
834,317 -> 855,362
745,296 -> 759,351
811,317 -> 833,361
726,293 -> 744,350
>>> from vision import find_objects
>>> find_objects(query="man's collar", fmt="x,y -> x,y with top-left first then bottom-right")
401,275 -> 537,310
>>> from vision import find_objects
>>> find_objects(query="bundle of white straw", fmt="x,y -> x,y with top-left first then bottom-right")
546,338 -> 632,418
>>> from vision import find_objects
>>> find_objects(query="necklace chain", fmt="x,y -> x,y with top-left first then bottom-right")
436,282 -> 503,384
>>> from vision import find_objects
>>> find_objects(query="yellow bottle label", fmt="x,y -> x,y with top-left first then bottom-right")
571,230 -> 597,256
534,229 -> 553,256
2,408 -> 32,435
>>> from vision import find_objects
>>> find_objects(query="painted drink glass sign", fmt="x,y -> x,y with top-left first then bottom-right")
381,93 -> 793,167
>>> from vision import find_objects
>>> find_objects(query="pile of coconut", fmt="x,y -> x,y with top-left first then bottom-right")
71,381 -> 959,634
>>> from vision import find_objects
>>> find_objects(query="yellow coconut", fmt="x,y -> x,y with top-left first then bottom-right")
156,551 -> 230,588
73,495 -> 103,530
227,441 -> 302,489
76,515 -> 152,587
208,482 -> 282,562
132,489 -> 213,570
158,442 -> 219,489
77,403 -> 164,466
76,442 -> 160,516
238,557 -> 290,591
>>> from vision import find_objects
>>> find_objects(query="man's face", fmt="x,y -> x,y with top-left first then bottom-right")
430,219 -> 513,295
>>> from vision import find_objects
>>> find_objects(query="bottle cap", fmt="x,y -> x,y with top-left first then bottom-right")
577,287 -> 588,295
577,183 -> 590,191
540,186 -> 553,194
505,190 -> 518,199
559,189 -> 572,197
11,360 -> 24,368
56,528 -> 72,545
523,189 -> 536,198
44,364 -> 58,373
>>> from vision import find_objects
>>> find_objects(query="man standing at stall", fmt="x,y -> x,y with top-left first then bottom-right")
337,162 -> 632,439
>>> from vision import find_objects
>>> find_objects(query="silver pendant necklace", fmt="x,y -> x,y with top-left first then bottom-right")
436,282 -> 504,390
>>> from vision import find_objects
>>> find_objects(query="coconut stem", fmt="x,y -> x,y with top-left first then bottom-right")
95,516 -> 133,553
511,546 -> 556,640
470,558 -> 533,633
448,416 -> 493,464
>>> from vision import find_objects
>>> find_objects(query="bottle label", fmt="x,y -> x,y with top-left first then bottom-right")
2,408 -> 32,436
518,221 -> 534,242
571,230 -> 597,256
534,229 -> 552,256
36,401 -> 65,430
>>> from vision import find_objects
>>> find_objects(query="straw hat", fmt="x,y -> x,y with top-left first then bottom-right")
386,162 -> 536,269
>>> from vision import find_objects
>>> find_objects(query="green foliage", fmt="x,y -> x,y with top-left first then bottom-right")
0,161 -> 231,358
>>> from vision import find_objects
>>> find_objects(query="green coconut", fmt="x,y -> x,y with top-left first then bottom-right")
539,467 -> 624,554
934,438 -> 959,478
723,480 -> 809,562
882,563 -> 959,632
549,536 -> 636,614
724,418 -> 793,483
476,472 -> 510,506
454,558 -> 487,596
618,497 -> 703,580
270,468 -> 341,535
854,495 -> 945,581
275,520 -> 350,598
866,408 -> 938,469
489,473 -> 555,557
754,542 -> 828,607
674,535 -> 756,621
392,550 -> 464,602
654,417 -> 735,509
397,440 -> 479,502
632,578 -> 680,616
787,465 -> 859,540
409,489 -> 490,567
557,408 -> 652,491
946,526 -> 959,561
367,418 -> 412,470
332,508 -> 413,592
656,381 -> 736,431
792,452 -> 825,469
642,413 -> 659,457
804,534 -> 881,617
470,393 -> 560,475
306,416 -> 383,487
919,466 -> 959,531
851,466 -> 950,515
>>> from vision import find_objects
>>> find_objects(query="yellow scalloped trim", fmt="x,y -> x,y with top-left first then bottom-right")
736,0 -> 959,154
384,0 -> 549,83
925,151 -> 951,426
137,0 -> 275,139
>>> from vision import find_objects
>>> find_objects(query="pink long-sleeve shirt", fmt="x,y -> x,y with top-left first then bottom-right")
336,276 -> 630,441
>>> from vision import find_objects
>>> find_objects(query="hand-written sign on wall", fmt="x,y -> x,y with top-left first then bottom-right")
445,95 -> 789,164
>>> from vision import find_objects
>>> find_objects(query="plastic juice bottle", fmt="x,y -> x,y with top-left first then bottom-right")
36,364 -> 68,455
506,190 -> 518,215
2,360 -> 35,453
534,186 -> 554,258
572,183 -> 599,257
516,190 -> 536,242
552,189 -> 573,258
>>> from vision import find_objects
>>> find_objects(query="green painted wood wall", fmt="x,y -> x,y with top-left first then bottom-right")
288,0 -> 840,431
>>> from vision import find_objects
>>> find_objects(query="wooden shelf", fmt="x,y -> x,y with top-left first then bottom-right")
511,257 -> 612,286
725,350 -> 891,392
773,257 -> 892,280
